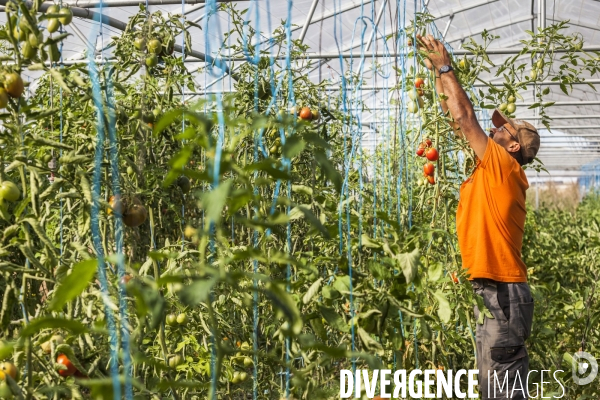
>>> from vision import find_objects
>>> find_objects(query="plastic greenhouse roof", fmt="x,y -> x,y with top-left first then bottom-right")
1,0 -> 599,178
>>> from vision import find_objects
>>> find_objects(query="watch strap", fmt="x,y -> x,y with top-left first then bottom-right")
438,65 -> 453,75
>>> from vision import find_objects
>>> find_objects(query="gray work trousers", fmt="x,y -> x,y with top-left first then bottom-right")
472,279 -> 535,400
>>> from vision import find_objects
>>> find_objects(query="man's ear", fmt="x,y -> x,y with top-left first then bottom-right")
507,142 -> 521,153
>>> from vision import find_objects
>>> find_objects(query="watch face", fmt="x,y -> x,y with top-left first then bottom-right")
440,65 -> 450,73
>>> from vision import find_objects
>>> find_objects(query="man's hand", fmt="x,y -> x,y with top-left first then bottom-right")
416,34 -> 452,71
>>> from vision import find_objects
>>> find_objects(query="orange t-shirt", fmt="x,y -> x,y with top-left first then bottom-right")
456,139 -> 529,282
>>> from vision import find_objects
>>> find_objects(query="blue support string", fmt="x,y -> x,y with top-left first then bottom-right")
86,1 -> 124,397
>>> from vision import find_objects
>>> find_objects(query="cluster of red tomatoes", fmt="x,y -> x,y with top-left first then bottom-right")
416,138 -> 439,185
289,106 -> 320,121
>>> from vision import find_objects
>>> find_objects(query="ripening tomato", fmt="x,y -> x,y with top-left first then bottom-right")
424,138 -> 432,147
311,109 -> 320,121
414,77 -> 425,88
299,107 -> 312,120
427,175 -> 435,185
107,195 -> 124,216
416,147 -> 425,157
4,72 -> 24,98
120,274 -> 132,285
0,362 -> 17,380
451,271 -> 459,284
56,354 -> 77,377
423,163 -> 435,176
123,204 -> 147,227
426,148 -> 439,161
40,334 -> 64,354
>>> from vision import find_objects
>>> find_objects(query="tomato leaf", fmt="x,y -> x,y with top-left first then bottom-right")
397,248 -> 420,283
200,180 -> 233,225
178,275 -> 219,306
303,278 -> 323,304
21,317 -> 87,337
357,327 -> 384,355
434,290 -> 452,323
264,282 -> 303,335
318,305 -> 349,333
48,259 -> 98,312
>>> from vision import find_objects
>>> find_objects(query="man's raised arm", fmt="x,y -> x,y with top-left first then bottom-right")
417,34 -> 488,160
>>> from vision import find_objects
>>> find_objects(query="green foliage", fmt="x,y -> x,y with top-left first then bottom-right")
0,2 -> 598,399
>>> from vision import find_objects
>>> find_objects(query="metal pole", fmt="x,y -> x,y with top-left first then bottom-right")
538,0 -> 547,31
365,0 -> 388,52
61,0 -> 243,7
442,14 -> 454,40
298,0 -> 320,43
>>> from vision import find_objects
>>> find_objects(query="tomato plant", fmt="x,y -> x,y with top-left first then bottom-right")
0,2 -> 597,399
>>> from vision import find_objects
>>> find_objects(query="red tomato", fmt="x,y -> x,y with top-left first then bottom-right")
426,148 -> 439,161
451,271 -> 459,283
423,163 -> 435,176
416,147 -> 425,157
425,138 -> 432,147
427,175 -> 435,185
415,77 -> 425,88
299,107 -> 312,120
57,354 -> 77,377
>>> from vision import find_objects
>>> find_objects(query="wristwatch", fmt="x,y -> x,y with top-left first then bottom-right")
438,65 -> 453,75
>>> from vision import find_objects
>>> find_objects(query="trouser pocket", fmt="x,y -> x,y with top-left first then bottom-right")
483,346 -> 529,400
518,301 -> 534,339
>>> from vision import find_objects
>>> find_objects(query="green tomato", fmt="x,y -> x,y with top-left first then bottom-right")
22,41 -> 37,59
243,357 -> 253,367
507,95 -> 516,103
147,39 -> 162,55
133,37 -> 146,51
46,5 -> 60,14
28,32 -> 43,48
0,381 -> 13,399
529,69 -> 537,80
13,26 -> 26,42
407,88 -> 419,101
536,59 -> 544,69
47,18 -> 60,34
506,103 -> 516,113
58,8 -> 73,25
499,103 -> 507,111
0,181 -> 20,202
145,54 -> 158,68
127,166 -> 135,176
166,314 -> 177,326
232,371 -> 241,384
168,355 -> 183,368
407,100 -> 419,114
239,372 -> 248,382
176,313 -> 188,325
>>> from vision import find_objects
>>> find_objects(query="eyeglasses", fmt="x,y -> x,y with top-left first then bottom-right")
489,125 -> 519,143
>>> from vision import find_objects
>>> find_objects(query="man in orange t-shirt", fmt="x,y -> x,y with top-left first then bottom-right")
418,34 -> 540,399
